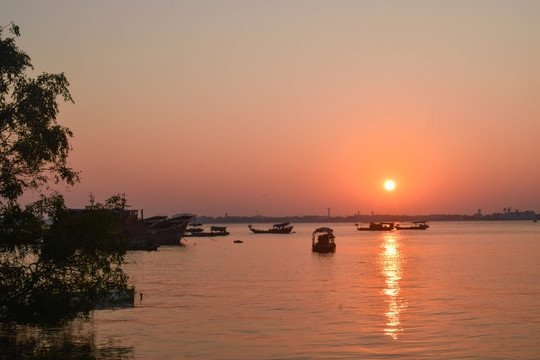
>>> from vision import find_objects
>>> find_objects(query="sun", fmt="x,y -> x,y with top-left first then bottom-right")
384,180 -> 396,191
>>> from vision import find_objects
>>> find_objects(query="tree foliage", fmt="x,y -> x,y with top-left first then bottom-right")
0,194 -> 130,326
0,24 -> 131,327
0,22 -> 78,204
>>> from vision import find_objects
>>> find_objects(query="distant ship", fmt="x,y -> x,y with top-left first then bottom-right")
248,222 -> 294,234
395,221 -> 429,230
356,222 -> 395,231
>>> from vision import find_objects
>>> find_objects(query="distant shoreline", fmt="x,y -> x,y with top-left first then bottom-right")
192,212 -> 538,224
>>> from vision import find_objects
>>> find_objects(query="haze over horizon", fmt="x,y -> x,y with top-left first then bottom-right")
5,1 -> 540,217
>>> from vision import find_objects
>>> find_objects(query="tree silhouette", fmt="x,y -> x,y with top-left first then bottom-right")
0,23 -> 131,326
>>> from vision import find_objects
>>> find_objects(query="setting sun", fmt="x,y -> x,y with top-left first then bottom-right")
384,180 -> 396,191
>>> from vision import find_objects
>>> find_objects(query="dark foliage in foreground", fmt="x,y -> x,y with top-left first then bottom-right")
0,23 -> 131,327
0,194 -> 130,326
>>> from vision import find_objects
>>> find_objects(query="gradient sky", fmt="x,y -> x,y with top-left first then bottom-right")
4,0 -> 540,217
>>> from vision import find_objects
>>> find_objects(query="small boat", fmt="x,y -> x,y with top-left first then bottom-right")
186,223 -> 205,234
248,222 -> 294,234
312,227 -> 336,253
356,222 -> 395,231
184,225 -> 230,237
395,221 -> 430,230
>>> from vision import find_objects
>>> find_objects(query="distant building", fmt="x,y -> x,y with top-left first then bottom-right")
498,208 -> 536,220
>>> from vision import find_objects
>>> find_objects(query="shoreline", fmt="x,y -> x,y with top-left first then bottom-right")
193,213 -> 538,224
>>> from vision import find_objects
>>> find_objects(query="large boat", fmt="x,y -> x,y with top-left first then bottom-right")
312,227 -> 336,253
184,225 -> 230,237
248,222 -> 294,234
356,222 -> 395,231
395,221 -> 429,230
143,214 -> 194,245
121,211 -> 194,249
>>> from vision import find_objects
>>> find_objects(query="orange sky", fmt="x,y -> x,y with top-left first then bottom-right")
5,1 -> 540,217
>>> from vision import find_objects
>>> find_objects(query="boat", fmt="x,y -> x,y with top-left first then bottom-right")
356,222 -> 395,231
395,221 -> 430,230
75,195 -> 194,250
183,225 -> 230,237
142,214 -> 194,245
248,222 -> 294,234
185,223 -> 205,235
312,227 -> 336,253
121,211 -> 194,248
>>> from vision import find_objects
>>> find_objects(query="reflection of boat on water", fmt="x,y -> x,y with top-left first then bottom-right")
357,222 -> 395,231
312,227 -> 336,253
248,222 -> 294,234
184,225 -> 230,237
395,221 -> 429,230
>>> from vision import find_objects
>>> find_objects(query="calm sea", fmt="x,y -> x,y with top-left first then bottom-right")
89,221 -> 540,359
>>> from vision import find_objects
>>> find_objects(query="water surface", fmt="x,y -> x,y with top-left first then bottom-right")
92,221 -> 540,359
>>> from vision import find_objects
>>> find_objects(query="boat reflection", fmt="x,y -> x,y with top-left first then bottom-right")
378,232 -> 407,339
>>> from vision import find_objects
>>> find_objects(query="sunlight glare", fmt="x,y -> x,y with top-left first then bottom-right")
379,233 -> 407,340
384,180 -> 396,191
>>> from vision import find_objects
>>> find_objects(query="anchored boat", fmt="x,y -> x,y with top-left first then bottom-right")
248,222 -> 294,234
395,221 -> 429,230
312,227 -> 336,253
356,222 -> 395,231
184,225 -> 230,237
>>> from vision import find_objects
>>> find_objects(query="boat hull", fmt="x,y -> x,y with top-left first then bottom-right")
357,222 -> 395,231
184,232 -> 230,237
123,216 -> 193,248
395,222 -> 429,230
312,243 -> 336,253
357,228 -> 393,231
395,226 -> 428,230
249,227 -> 293,234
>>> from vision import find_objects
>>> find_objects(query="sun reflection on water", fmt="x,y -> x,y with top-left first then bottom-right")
379,233 -> 407,339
